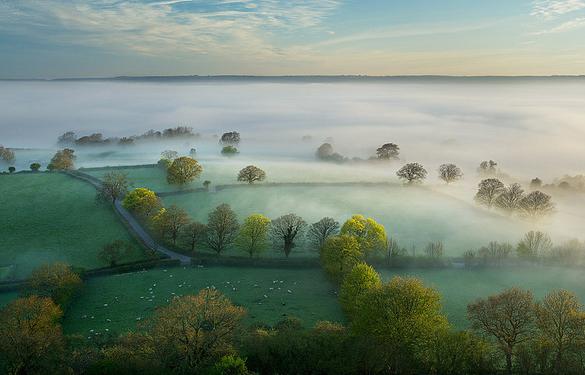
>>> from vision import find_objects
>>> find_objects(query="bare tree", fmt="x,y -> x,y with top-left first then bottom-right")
396,163 -> 427,184
181,221 -> 207,253
474,178 -> 505,208
206,204 -> 239,254
494,183 -> 525,212
425,241 -> 444,258
307,217 -> 340,250
467,288 -> 535,375
438,163 -> 463,184
96,171 -> 129,203
478,160 -> 498,176
516,231 -> 553,260
520,191 -> 554,219
376,143 -> 400,160
270,214 -> 307,257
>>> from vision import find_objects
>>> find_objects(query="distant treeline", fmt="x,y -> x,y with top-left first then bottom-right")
57,126 -> 200,146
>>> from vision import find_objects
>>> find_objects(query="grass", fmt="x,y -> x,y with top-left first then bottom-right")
0,173 -> 147,279
62,265 -> 342,336
161,184 -> 532,257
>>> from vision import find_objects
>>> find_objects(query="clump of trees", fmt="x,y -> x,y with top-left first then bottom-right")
0,145 -> 15,163
396,162 -> 427,184
220,131 -> 241,145
376,143 -> 400,160
25,263 -> 82,309
47,148 -> 76,171
166,156 -> 203,186
315,143 -> 345,162
237,165 -> 266,184
438,163 -> 463,183
57,127 -> 200,147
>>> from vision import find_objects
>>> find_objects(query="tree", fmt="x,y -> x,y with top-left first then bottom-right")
478,160 -> 498,176
339,263 -> 381,319
203,180 -> 211,190
494,183 -> 525,212
157,158 -> 172,170
0,145 -> 15,163
270,213 -> 307,257
99,240 -> 132,267
160,150 -> 178,160
209,355 -> 251,375
530,177 -> 542,189
307,217 -> 340,251
8,166 -> 15,173
477,241 -> 513,265
352,277 -> 449,373
148,289 -> 245,372
221,145 -> 239,156
438,163 -> 463,184
0,296 -> 65,375
122,188 -> 160,217
25,262 -> 82,309
57,131 -> 76,145
474,178 -> 505,208
166,156 -> 203,186
207,204 -> 239,254
151,205 -> 190,245
96,171 -> 129,203
516,231 -> 552,260
236,214 -> 271,257
427,330 -> 495,375
237,165 -> 266,184
220,131 -> 241,145
181,221 -> 207,253
520,191 -> 554,218
376,143 -> 400,160
425,240 -> 444,259
340,214 -> 387,257
535,290 -> 585,373
396,162 -> 427,184
29,162 -> 41,172
47,148 -> 75,171
316,143 -> 345,162
467,288 -> 535,374
320,235 -> 363,283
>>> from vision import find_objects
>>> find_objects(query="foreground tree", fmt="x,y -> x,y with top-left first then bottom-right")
47,148 -> 75,171
376,143 -> 400,160
0,145 -> 15,163
166,156 -> 203,186
340,214 -> 387,257
99,240 -> 132,267
151,205 -> 190,245
352,277 -> 449,373
320,235 -> 363,283
181,221 -> 207,253
339,263 -> 381,319
207,204 -> 239,254
237,165 -> 266,184
438,163 -> 463,184
25,262 -> 82,309
396,162 -> 427,184
494,183 -> 525,212
236,214 -> 271,257
220,131 -> 241,145
148,289 -> 246,372
307,217 -> 340,251
520,190 -> 554,219
122,188 -> 160,217
0,296 -> 65,375
516,231 -> 553,260
96,171 -> 129,203
467,288 -> 535,374
270,214 -> 307,257
474,178 -> 505,208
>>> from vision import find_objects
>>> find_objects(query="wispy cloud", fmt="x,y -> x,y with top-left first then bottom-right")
531,0 -> 585,18
532,16 -> 585,33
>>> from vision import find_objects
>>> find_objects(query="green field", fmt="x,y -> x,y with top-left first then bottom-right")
0,173 -> 147,278
62,266 -> 342,336
162,184 -> 532,257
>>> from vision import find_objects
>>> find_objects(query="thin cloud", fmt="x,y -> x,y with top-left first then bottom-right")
531,0 -> 585,18
532,16 -> 585,33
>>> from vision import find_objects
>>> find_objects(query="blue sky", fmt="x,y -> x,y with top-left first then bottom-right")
0,0 -> 584,78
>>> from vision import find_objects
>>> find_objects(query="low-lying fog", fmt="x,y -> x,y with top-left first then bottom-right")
1,79 -> 585,247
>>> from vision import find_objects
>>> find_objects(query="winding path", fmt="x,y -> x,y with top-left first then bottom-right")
64,170 -> 191,264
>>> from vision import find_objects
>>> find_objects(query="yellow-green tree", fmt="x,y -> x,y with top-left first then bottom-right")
236,214 -> 271,257
47,148 -> 75,171
122,188 -> 160,217
340,215 -> 387,257
0,296 -> 65,375
320,235 -> 363,283
339,263 -> 381,320
166,156 -> 203,186
352,277 -> 449,373
25,262 -> 82,309
151,205 -> 190,245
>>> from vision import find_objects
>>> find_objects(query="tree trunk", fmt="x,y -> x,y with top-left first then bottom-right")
506,351 -> 513,375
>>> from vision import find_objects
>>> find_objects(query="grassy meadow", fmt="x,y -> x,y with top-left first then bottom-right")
0,173 -> 147,279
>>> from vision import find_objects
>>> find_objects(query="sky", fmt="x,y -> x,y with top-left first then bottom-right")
0,0 -> 584,78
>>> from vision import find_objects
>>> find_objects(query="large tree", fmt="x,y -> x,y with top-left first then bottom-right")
520,190 -> 554,219
0,145 -> 15,163
181,221 -> 207,253
438,163 -> 463,184
96,171 -> 130,203
151,205 -> 190,245
339,262 -> 381,319
396,162 -> 427,184
149,289 -> 246,372
122,188 -> 161,217
236,214 -> 271,257
0,296 -> 65,375
320,234 -> 363,283
47,148 -> 75,171
270,213 -> 307,257
494,183 -> 525,212
25,262 -> 82,309
307,217 -> 340,251
376,143 -> 400,160
220,131 -> 241,145
206,204 -> 239,254
166,156 -> 203,186
467,288 -> 535,374
340,214 -> 387,257
237,165 -> 266,184
474,178 -> 505,208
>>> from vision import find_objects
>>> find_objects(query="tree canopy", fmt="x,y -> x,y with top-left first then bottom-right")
166,156 -> 203,186
122,188 -> 161,217
270,213 -> 307,257
376,143 -> 400,160
207,204 -> 239,254
237,165 -> 266,184
396,163 -> 427,184
236,214 -> 271,257
340,214 -> 387,257
47,148 -> 75,171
